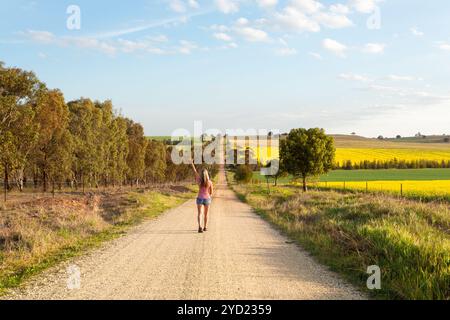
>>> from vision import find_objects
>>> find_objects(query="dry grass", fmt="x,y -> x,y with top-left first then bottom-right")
0,186 -> 194,293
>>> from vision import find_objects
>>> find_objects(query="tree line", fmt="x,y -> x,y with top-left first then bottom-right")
0,62 -> 193,199
335,159 -> 450,170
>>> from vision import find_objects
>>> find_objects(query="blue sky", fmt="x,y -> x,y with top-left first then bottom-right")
1,0 -> 450,137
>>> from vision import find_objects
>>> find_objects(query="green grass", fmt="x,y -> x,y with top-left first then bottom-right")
253,168 -> 450,184
0,189 -> 194,295
320,168 -> 450,182
228,172 -> 450,300
147,136 -> 174,141
147,136 -> 203,143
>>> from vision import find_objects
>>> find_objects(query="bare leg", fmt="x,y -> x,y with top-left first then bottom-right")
197,205 -> 203,229
203,205 -> 210,230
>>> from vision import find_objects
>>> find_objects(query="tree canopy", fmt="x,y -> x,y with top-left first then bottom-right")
281,128 -> 335,191
0,62 -> 191,199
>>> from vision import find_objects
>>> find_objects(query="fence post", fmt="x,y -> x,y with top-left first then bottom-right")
343,181 -> 346,190
366,181 -> 368,193
400,183 -> 403,197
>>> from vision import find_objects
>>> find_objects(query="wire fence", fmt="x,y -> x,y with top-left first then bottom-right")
251,178 -> 450,202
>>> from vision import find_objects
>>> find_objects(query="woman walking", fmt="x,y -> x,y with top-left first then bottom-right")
191,160 -> 214,233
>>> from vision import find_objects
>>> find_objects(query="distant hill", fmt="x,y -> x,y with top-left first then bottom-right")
147,134 -> 450,149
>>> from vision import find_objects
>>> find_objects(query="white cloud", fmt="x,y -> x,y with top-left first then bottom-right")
329,4 -> 350,15
235,26 -> 269,42
386,75 -> 416,81
236,17 -> 249,25
272,0 -> 354,33
169,0 -> 199,12
169,0 -> 186,13
437,42 -> 450,51
146,35 -> 169,43
23,30 -> 118,55
214,32 -> 233,41
314,11 -> 353,29
227,42 -> 238,48
410,27 -> 424,37
215,0 -> 239,14
291,0 -> 324,14
69,37 -> 118,55
276,47 -> 297,56
349,0 -> 380,13
91,12 -> 207,39
179,40 -> 198,54
339,73 -> 371,82
276,38 -> 297,56
309,52 -> 322,60
117,39 -> 148,53
363,42 -> 385,54
274,6 -> 321,32
188,0 -> 200,9
210,24 -> 230,32
232,18 -> 270,42
22,29 -> 176,56
25,30 -> 55,44
365,85 -> 450,106
257,0 -> 278,8
322,38 -> 347,57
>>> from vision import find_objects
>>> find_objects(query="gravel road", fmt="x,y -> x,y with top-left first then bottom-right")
4,168 -> 366,300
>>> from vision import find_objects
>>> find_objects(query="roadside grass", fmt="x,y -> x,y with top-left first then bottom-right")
227,171 -> 450,300
0,187 -> 195,295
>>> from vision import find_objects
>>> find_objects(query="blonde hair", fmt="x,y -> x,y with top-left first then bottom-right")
200,169 -> 210,188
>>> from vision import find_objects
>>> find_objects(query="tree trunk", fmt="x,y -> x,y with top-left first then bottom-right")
52,180 -> 55,198
43,170 -> 48,192
302,175 -> 308,192
4,163 -> 8,202
33,168 -> 38,189
82,172 -> 85,193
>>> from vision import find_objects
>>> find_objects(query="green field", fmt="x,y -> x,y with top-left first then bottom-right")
319,168 -> 450,182
148,136 -> 176,141
254,168 -> 450,183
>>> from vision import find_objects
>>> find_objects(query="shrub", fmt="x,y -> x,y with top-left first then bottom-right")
234,165 -> 253,184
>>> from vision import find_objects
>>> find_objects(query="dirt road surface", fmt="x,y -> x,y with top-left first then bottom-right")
5,168 -> 366,300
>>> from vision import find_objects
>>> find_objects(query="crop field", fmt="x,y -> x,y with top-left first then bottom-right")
335,148 -> 450,166
314,180 -> 450,200
253,168 -> 450,200
235,135 -> 450,166
254,147 -> 450,166
320,168 -> 450,181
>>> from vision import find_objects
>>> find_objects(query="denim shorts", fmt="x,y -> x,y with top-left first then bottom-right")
196,198 -> 212,206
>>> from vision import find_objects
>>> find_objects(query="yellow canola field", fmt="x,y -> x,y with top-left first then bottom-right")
249,146 -> 450,166
315,180 -> 450,198
335,148 -> 450,166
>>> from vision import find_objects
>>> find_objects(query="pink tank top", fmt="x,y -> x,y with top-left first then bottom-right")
196,177 -> 211,199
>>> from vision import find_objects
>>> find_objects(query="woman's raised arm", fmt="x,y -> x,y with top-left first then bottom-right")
191,159 -> 200,180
